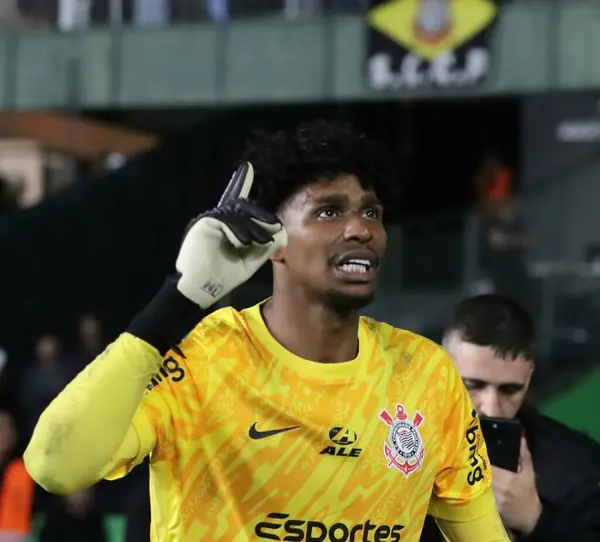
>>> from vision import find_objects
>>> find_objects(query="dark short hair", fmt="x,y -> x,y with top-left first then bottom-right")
241,119 -> 395,214
444,294 -> 535,360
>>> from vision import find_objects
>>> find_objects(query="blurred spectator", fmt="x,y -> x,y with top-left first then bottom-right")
18,334 -> 72,434
206,0 -> 229,21
422,294 -> 600,541
39,487 -> 108,542
479,197 -> 533,306
74,314 -> 104,366
57,0 -> 91,30
104,152 -> 128,172
133,0 -> 169,26
475,150 -> 514,220
0,405 -> 34,541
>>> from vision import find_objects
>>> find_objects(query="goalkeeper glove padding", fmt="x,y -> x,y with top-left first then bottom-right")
128,162 -> 287,355
176,162 -> 287,309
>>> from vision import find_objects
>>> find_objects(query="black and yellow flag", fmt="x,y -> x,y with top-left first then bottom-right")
366,0 -> 499,90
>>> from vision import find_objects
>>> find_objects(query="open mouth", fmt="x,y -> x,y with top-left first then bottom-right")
337,258 -> 373,274
334,255 -> 378,281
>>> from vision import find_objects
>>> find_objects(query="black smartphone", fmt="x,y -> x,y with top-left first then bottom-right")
480,416 -> 523,472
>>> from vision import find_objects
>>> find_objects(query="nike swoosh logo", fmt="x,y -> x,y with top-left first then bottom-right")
249,422 -> 299,440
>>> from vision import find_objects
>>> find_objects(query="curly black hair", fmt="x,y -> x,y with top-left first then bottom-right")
241,119 -> 396,214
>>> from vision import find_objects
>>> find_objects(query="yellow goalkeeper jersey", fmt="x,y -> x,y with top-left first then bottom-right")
104,302 -> 494,541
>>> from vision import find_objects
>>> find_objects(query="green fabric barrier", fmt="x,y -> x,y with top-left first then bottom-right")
105,516 -> 127,542
541,368 -> 600,443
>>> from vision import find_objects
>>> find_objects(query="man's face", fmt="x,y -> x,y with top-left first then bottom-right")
276,174 -> 387,312
79,315 -> 100,341
444,334 -> 533,419
35,334 -> 60,365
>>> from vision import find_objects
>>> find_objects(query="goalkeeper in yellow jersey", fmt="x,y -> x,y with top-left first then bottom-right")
25,120 -> 509,541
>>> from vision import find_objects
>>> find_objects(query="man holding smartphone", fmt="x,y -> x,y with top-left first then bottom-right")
422,294 -> 600,541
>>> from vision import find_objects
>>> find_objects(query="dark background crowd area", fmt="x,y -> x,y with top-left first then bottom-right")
0,89 -> 598,542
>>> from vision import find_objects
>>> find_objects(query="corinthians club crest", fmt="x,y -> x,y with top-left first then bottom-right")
379,404 -> 425,477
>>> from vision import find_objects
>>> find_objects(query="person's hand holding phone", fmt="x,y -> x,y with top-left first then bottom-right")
492,438 -> 542,535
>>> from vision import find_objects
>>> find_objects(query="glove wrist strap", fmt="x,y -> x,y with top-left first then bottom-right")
127,274 -> 208,356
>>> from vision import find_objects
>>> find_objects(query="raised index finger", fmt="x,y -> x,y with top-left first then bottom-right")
218,162 -> 254,207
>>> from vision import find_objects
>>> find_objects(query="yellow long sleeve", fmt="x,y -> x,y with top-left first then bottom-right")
23,333 -> 163,495
434,490 -> 510,541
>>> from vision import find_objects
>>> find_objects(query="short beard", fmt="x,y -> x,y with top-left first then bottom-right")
322,289 -> 375,315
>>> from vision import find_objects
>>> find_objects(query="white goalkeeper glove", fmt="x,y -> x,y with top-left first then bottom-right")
175,162 -> 287,309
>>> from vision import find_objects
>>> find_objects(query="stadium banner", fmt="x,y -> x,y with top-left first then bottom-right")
366,0 -> 499,90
